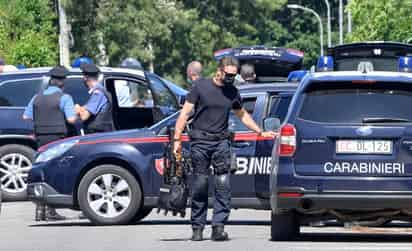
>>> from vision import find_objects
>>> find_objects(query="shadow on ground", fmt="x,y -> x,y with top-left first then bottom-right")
30,219 -> 270,227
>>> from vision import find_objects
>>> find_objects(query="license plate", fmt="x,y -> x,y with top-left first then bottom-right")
336,140 -> 393,154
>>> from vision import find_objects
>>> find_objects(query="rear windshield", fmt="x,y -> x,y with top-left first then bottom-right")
335,57 -> 398,71
299,82 -> 412,124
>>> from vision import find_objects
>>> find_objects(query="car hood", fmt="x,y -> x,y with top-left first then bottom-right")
38,128 -> 155,152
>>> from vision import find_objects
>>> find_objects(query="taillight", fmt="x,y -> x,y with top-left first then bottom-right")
279,124 -> 296,157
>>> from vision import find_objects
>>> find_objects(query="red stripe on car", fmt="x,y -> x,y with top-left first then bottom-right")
77,132 -> 276,146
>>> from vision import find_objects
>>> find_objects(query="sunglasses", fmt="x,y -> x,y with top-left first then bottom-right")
222,71 -> 237,78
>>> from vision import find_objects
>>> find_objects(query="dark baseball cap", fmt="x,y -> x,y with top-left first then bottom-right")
48,66 -> 69,79
80,63 -> 100,76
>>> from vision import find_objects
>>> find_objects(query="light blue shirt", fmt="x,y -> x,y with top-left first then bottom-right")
85,83 -> 109,115
24,86 -> 76,120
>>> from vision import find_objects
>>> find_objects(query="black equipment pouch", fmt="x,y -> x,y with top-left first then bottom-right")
230,149 -> 238,174
211,141 -> 232,175
157,127 -> 190,217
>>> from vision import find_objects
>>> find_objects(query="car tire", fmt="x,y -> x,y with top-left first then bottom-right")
78,164 -> 142,225
271,211 -> 299,241
0,144 -> 35,201
133,207 -> 152,222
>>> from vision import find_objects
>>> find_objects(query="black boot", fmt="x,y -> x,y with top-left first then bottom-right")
191,228 -> 203,241
45,207 -> 66,221
211,225 -> 229,241
35,203 -> 46,221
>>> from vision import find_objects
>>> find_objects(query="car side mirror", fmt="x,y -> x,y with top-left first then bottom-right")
263,117 -> 281,131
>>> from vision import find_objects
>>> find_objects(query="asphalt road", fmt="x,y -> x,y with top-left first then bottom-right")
2,202 -> 412,251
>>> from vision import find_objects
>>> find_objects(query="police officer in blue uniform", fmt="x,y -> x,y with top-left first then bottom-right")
74,63 -> 114,133
173,56 -> 276,241
23,66 -> 77,221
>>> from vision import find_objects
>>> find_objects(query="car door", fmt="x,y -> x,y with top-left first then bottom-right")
254,92 -> 293,199
105,77 -> 156,130
0,76 -> 44,135
223,94 -> 263,198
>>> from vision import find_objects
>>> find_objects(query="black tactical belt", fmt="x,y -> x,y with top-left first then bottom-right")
189,129 -> 233,141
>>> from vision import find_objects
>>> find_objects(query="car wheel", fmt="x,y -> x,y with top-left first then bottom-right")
78,164 -> 142,225
0,144 -> 35,201
133,207 -> 152,222
271,211 -> 299,241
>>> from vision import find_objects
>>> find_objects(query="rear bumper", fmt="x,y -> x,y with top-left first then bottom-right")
272,189 -> 412,212
27,182 -> 73,208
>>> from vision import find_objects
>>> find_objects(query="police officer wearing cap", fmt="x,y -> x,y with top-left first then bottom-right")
75,63 -> 114,133
173,56 -> 276,241
23,66 -> 77,221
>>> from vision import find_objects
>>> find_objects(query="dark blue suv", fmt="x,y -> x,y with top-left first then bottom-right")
270,71 -> 412,240
0,67 -> 184,201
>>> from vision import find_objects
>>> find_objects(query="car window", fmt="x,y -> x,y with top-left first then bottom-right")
147,74 -> 178,109
299,82 -> 412,124
268,95 -> 292,122
229,97 -> 256,131
336,57 -> 398,72
63,78 -> 90,105
0,78 -> 42,107
113,80 -> 154,108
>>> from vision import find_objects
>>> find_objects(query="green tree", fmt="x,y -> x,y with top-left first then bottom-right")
0,0 -> 58,66
347,0 -> 412,42
66,0 -> 350,83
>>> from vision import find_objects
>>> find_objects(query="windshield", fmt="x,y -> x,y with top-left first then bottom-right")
149,111 -> 180,132
335,57 -> 399,71
299,82 -> 412,124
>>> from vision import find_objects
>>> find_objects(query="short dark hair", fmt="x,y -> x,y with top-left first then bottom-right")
218,56 -> 239,69
240,64 -> 255,81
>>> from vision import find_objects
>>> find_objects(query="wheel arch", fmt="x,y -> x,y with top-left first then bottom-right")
0,137 -> 37,151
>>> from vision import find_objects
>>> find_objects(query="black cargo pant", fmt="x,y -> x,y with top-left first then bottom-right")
190,138 -> 232,230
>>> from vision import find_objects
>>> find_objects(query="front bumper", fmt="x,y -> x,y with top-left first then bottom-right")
271,189 -> 412,212
27,183 -> 73,208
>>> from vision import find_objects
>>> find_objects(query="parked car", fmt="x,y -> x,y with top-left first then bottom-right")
28,82 -> 297,225
0,67 -> 184,201
214,45 -> 304,83
270,70 -> 412,241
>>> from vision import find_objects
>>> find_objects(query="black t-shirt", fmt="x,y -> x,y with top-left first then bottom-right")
186,78 -> 242,133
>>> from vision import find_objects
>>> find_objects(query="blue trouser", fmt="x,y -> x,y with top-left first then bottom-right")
190,139 -> 232,229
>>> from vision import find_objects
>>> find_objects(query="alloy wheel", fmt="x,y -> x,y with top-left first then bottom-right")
87,173 -> 132,218
0,153 -> 32,193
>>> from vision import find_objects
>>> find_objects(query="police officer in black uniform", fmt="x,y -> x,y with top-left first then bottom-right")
74,63 -> 114,133
173,56 -> 276,241
23,66 -> 77,221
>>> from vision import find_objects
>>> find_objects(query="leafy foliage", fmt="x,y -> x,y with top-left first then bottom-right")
347,0 -> 412,42
0,0 -> 58,66
5,0 -> 411,84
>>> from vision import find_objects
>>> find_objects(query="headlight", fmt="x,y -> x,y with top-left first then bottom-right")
35,139 -> 79,163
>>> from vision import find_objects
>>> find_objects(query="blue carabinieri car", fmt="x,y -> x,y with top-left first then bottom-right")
28,82 -> 297,225
270,65 -> 412,240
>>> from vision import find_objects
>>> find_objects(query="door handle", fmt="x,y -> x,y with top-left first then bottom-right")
233,141 -> 252,148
